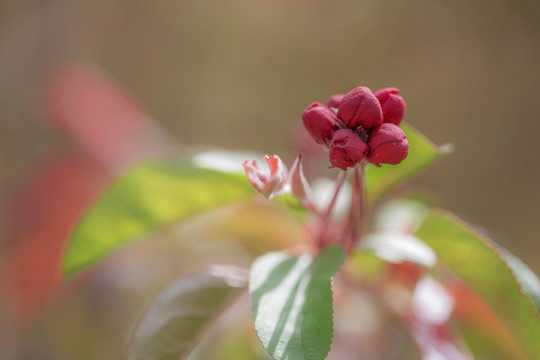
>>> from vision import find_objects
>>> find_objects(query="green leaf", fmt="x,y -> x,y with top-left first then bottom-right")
63,160 -> 252,278
415,210 -> 540,359
129,266 -> 247,360
500,249 -> 540,311
249,246 -> 345,360
346,250 -> 386,282
366,123 -> 452,203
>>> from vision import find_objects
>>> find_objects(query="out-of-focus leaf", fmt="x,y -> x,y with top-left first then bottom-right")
346,251 -> 386,283
192,150 -> 265,174
415,210 -> 540,359
193,317 -> 272,360
45,62 -> 175,171
372,199 -> 429,233
250,246 -> 345,360
63,160 -> 252,278
128,266 -> 248,360
458,325 -> 521,360
362,230 -> 436,267
1,152 -> 108,323
449,283 -> 529,360
366,123 -> 452,203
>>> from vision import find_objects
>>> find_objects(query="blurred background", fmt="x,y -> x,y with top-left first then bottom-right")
1,0 -> 539,358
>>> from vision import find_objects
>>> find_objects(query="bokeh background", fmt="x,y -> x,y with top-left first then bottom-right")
1,0 -> 539,358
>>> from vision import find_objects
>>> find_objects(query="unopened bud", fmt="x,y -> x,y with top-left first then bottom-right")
329,129 -> 369,170
327,94 -> 345,109
367,123 -> 409,165
374,87 -> 406,126
301,102 -> 339,146
337,87 -> 383,130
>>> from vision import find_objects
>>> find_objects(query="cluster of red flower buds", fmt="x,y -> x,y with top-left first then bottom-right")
302,86 -> 409,170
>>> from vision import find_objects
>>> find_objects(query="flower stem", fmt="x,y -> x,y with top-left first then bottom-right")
316,170 -> 347,249
343,163 -> 366,253
323,170 -> 347,219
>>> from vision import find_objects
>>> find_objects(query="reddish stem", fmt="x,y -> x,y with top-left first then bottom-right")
316,170 -> 347,249
357,163 -> 367,237
323,170 -> 348,219
343,163 -> 366,253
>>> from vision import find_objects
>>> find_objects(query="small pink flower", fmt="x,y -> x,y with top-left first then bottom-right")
337,87 -> 383,130
329,129 -> 369,170
242,155 -> 288,198
327,94 -> 345,109
301,102 -> 339,146
374,87 -> 406,126
367,123 -> 409,165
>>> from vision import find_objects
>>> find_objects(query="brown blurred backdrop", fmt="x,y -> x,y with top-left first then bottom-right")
1,0 -> 539,270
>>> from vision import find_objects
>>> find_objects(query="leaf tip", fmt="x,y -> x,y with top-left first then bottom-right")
438,142 -> 455,154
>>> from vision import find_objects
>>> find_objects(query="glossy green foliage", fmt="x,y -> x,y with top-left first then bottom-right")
62,160 -> 252,278
366,123 -> 452,203
129,267 -> 247,360
415,210 -> 540,359
249,246 -> 345,360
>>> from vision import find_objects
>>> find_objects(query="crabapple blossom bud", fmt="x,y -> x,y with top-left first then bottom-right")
367,123 -> 409,165
329,129 -> 369,170
327,94 -> 345,109
374,87 -> 406,126
242,155 -> 289,198
337,87 -> 383,130
301,102 -> 339,146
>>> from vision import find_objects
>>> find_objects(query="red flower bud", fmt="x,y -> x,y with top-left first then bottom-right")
337,87 -> 383,130
374,87 -> 406,126
367,123 -> 409,165
329,129 -> 369,170
301,102 -> 339,146
327,94 -> 345,109
242,155 -> 288,198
